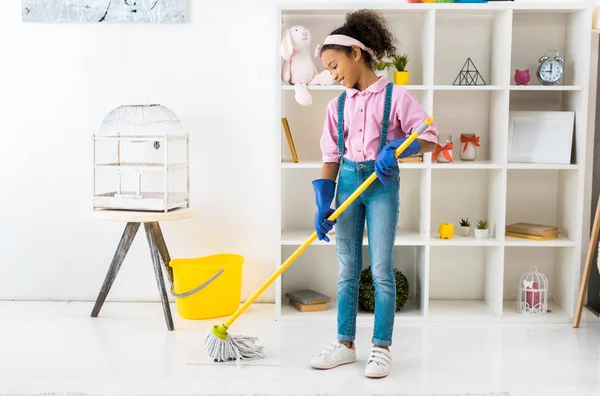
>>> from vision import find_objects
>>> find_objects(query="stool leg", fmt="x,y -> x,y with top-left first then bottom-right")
91,222 -> 140,318
144,222 -> 174,331
148,222 -> 173,282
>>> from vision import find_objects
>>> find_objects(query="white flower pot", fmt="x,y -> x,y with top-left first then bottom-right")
375,69 -> 387,78
459,226 -> 470,237
474,228 -> 489,239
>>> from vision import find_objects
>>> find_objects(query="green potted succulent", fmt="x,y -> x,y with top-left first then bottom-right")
391,53 -> 409,85
358,266 -> 409,312
474,218 -> 489,239
459,217 -> 471,237
374,59 -> 391,78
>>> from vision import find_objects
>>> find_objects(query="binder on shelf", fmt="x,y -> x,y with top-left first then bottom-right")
281,117 -> 299,163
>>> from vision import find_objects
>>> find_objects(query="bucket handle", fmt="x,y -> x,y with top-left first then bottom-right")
169,268 -> 224,298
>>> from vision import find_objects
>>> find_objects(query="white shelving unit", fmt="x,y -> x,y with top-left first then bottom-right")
275,2 -> 593,324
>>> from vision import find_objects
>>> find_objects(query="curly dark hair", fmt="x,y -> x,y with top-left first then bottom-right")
320,9 -> 397,65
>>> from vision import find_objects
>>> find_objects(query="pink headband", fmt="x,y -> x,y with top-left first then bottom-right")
315,34 -> 375,59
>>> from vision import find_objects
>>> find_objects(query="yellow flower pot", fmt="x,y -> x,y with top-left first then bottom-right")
394,71 -> 409,85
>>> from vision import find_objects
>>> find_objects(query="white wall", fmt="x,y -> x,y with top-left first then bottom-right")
0,0 -> 590,303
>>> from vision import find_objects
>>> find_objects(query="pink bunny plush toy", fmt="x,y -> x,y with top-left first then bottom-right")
281,25 -> 335,106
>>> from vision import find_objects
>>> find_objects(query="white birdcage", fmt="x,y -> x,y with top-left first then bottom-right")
517,266 -> 548,315
93,104 -> 189,212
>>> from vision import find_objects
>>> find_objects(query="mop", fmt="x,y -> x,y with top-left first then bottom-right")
205,115 -> 435,363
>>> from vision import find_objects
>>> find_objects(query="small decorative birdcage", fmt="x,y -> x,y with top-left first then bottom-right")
517,266 -> 548,315
93,104 -> 189,212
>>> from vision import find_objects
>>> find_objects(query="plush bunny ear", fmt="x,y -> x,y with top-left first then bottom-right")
281,28 -> 294,60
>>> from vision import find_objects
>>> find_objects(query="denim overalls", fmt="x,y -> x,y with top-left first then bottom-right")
334,82 -> 399,347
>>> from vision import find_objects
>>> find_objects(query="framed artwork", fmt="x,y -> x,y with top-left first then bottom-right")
508,111 -> 575,165
22,0 -> 186,23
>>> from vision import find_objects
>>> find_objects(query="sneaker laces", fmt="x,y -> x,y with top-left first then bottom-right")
367,348 -> 391,367
319,342 -> 342,356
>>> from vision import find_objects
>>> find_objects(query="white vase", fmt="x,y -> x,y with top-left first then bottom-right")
474,228 -> 489,239
375,69 -> 387,78
459,226 -> 470,237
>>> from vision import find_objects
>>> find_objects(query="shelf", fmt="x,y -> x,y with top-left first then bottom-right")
432,89 -> 507,165
432,85 -> 504,91
510,10 -> 588,88
278,298 -> 423,323
281,84 -> 430,91
506,169 -> 578,246
281,161 -> 577,171
503,246 -> 577,319
280,3 -> 587,16
280,161 -> 428,169
427,300 -> 570,323
505,163 -> 578,170
503,234 -> 574,247
430,169 -> 504,241
277,3 -> 591,324
279,245 -> 428,320
430,233 -> 501,246
427,300 -> 497,322
430,160 -> 503,169
433,10 -> 509,87
501,300 -> 570,323
279,299 -> 570,323
281,229 -> 426,246
509,85 -> 583,91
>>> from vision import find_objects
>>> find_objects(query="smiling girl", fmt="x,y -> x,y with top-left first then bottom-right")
309,9 -> 438,378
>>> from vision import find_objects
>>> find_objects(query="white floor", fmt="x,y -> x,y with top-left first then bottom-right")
0,301 -> 599,396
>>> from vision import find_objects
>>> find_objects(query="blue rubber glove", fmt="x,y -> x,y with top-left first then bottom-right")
375,138 -> 421,185
312,179 -> 337,242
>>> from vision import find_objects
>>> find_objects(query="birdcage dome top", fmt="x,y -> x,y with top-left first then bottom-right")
519,266 -> 548,290
96,104 -> 187,137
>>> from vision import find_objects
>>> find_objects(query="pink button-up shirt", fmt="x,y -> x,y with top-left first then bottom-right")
320,77 -> 438,163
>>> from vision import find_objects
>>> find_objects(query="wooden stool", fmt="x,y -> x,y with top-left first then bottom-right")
90,208 -> 196,330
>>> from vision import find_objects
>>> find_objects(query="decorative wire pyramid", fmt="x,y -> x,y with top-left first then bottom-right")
453,58 -> 487,86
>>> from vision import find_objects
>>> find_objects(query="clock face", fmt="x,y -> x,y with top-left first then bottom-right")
538,59 -> 563,84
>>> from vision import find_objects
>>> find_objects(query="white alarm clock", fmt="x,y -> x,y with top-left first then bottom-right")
536,49 -> 564,85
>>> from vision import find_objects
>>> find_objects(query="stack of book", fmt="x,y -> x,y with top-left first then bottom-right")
505,222 -> 559,241
398,154 -> 423,163
285,289 -> 331,312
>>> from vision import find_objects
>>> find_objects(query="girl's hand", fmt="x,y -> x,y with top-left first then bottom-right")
375,138 -> 421,185
312,179 -> 337,242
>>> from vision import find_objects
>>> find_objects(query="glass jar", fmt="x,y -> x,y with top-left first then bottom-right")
460,133 -> 479,161
436,135 -> 453,163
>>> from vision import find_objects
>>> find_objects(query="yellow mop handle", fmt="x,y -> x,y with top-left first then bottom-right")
223,115 -> 434,329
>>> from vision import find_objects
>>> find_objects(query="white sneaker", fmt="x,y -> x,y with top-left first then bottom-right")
364,346 -> 392,378
310,341 -> 356,369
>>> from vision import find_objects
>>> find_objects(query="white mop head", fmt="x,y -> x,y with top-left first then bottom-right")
204,325 -> 265,364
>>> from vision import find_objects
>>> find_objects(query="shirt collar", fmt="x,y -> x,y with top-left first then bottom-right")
345,76 -> 389,98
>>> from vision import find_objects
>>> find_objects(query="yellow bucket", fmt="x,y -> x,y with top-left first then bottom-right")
168,253 -> 243,320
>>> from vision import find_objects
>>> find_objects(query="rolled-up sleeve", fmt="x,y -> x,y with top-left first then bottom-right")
320,98 -> 341,163
396,89 -> 438,144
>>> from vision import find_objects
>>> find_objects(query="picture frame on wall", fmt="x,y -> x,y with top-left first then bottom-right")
508,111 -> 575,165
22,0 -> 187,23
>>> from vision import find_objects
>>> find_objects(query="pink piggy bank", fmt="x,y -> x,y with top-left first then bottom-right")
514,69 -> 530,85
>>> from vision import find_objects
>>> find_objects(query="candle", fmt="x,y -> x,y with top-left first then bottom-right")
526,282 -> 540,309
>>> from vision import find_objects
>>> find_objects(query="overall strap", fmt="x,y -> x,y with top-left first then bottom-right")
379,82 -> 394,151
336,91 -> 346,156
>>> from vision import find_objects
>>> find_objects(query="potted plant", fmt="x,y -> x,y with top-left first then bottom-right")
374,59 -> 391,78
459,218 -> 471,237
391,53 -> 409,85
474,218 -> 489,239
